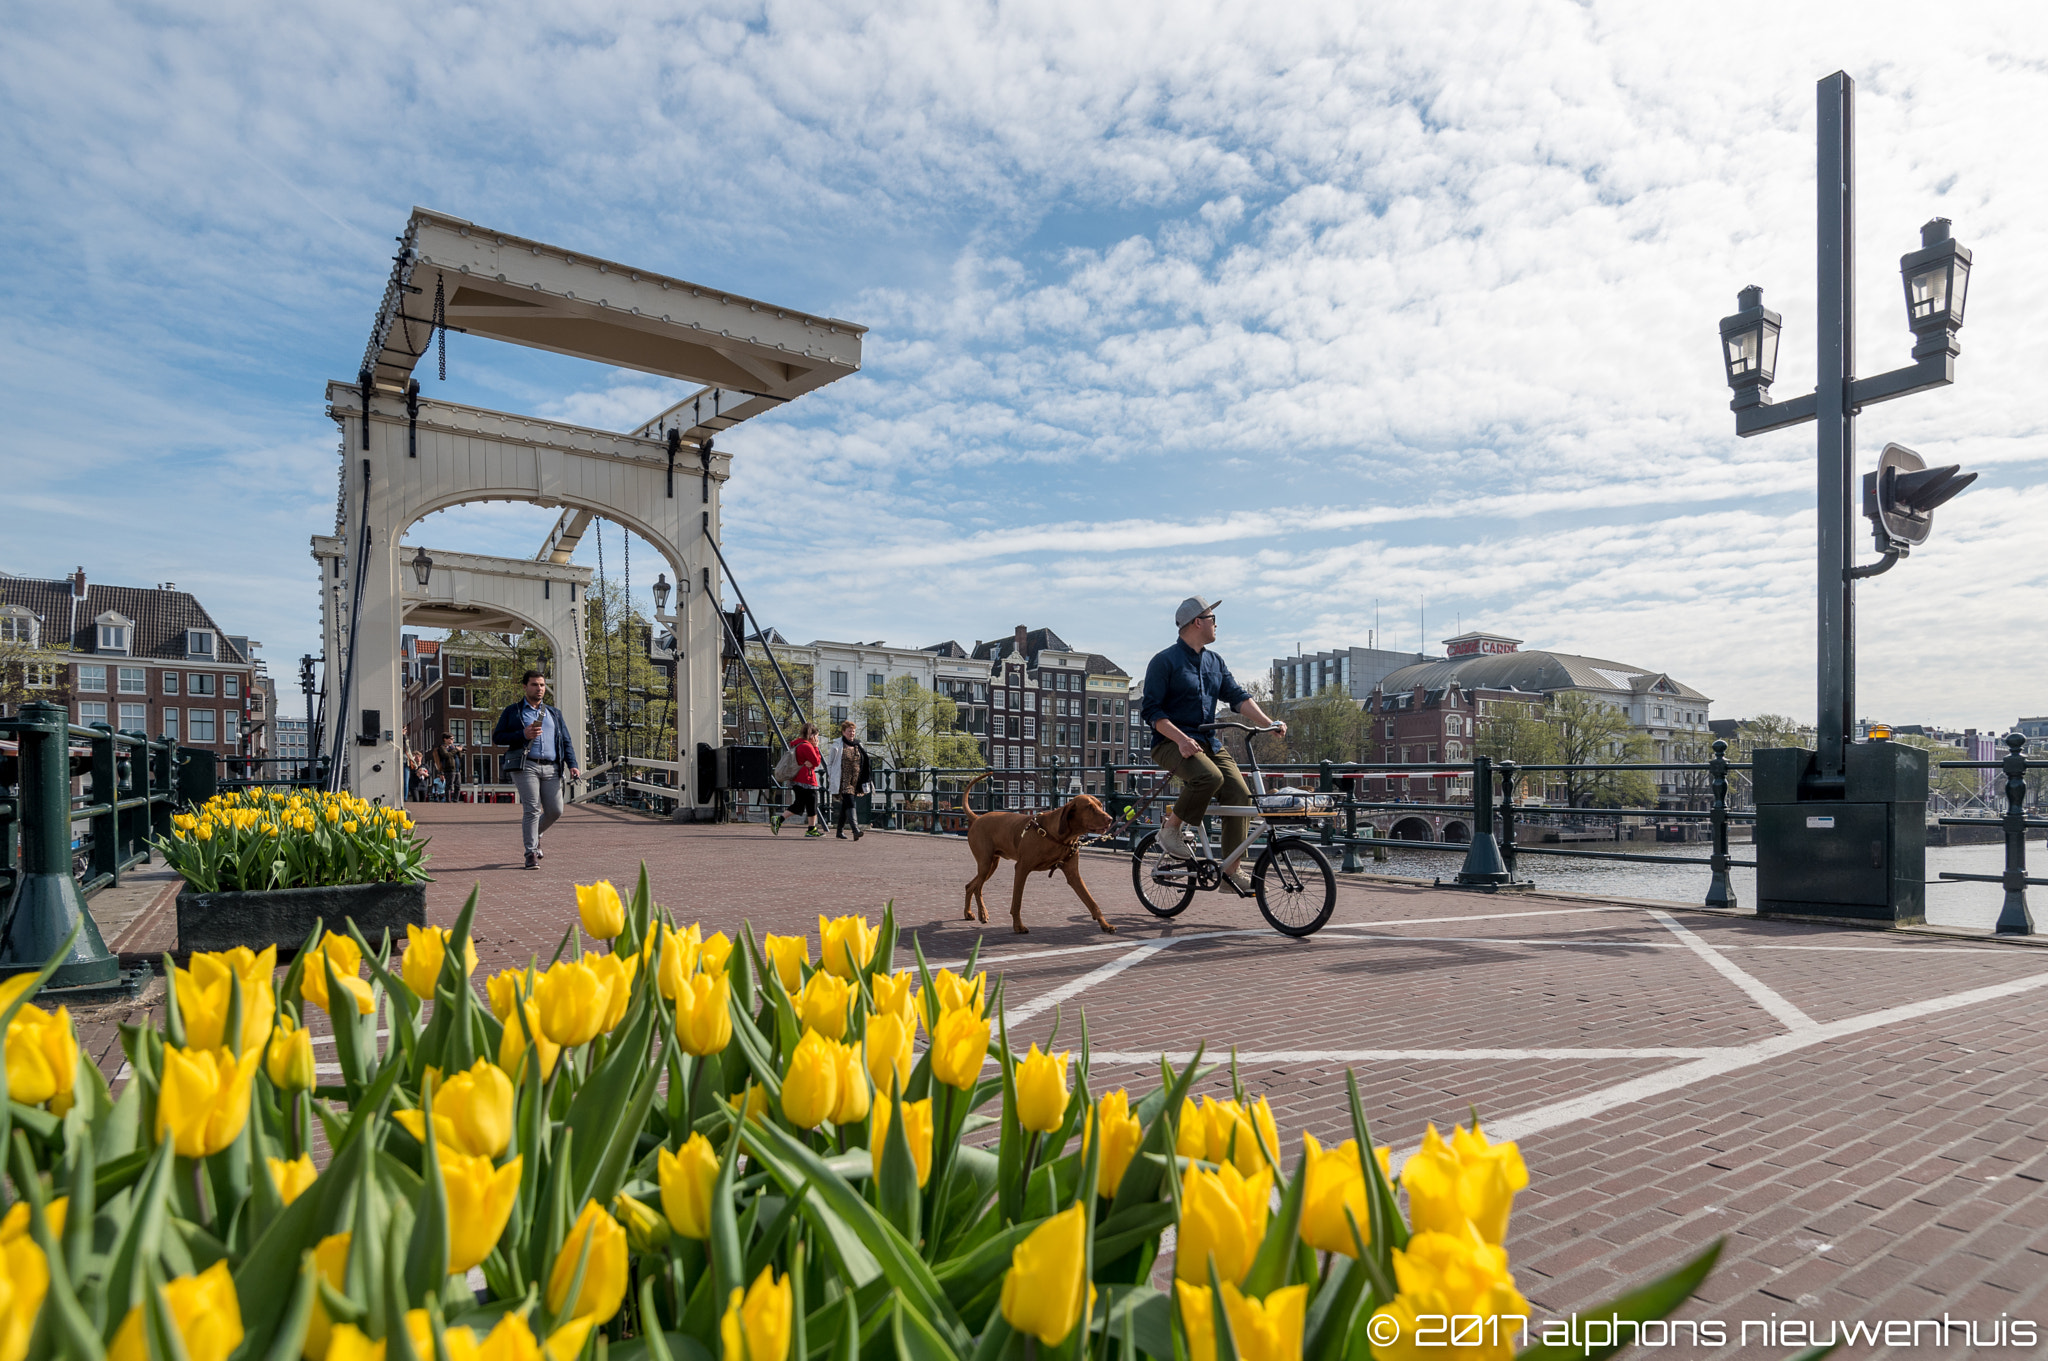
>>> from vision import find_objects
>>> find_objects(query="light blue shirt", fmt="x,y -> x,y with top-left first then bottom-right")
522,700 -> 557,763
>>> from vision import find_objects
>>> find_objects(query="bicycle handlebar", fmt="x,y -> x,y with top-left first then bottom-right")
1195,720 -> 1282,734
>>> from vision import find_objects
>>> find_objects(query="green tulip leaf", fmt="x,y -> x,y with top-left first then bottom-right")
1511,1240 -> 1723,1361
892,1295 -> 962,1361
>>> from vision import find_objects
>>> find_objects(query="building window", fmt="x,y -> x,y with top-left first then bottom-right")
472,755 -> 493,783
25,663 -> 56,690
0,614 -> 33,644
76,665 -> 107,693
119,703 -> 146,730
189,674 -> 215,696
829,704 -> 848,724
450,719 -> 467,745
829,670 -> 849,695
449,688 -> 467,709
163,709 -> 179,739
79,701 -> 108,726
189,710 -> 216,743
163,671 -> 178,695
1114,723 -> 1124,742
99,623 -> 129,652
470,660 -> 490,679
183,629 -> 214,658
225,676 -> 240,699
223,713 -> 240,744
445,656 -> 465,676
867,672 -> 885,696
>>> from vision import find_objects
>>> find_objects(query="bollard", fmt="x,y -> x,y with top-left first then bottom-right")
1454,755 -> 1511,886
0,701 -> 119,986
1994,732 -> 2035,936
1497,761 -> 1519,876
1706,740 -> 1737,909
1339,776 -> 1363,873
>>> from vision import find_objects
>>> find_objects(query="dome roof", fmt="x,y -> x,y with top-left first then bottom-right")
1376,649 -> 1709,702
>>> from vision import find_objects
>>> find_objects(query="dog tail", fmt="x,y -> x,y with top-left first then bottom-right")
959,771 -> 991,824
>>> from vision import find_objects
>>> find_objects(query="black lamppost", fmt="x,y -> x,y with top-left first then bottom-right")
651,572 -> 671,614
1721,71 -> 1980,925
410,545 -> 435,589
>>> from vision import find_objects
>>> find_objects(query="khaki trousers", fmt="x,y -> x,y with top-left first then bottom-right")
1151,741 -> 1251,858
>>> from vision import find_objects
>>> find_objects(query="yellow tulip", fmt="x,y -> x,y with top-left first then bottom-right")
395,1060 -> 514,1159
591,953 -> 637,1034
303,1232 -> 352,1361
830,1039 -> 870,1126
1015,1044 -> 1070,1134
928,1007 -> 989,1091
485,968 -> 527,1021
498,998 -> 561,1083
999,1202 -> 1092,1345
175,945 -> 278,1054
1189,1096 -> 1278,1175
1176,1162 -> 1271,1284
444,1151 -> 522,1274
1176,1281 -> 1307,1361
105,1260 -> 243,1361
1083,1089 -> 1143,1199
266,1014 -> 316,1092
613,1192 -> 672,1254
658,1134 -> 720,1239
322,1324 -> 384,1361
466,1314 -> 554,1361
699,932 -> 734,976
533,959 -> 613,1048
780,1030 -> 840,1130
196,822 -> 212,841
576,881 -> 625,940
1401,1124 -> 1527,1247
674,970 -> 732,1057
762,933 -> 808,992
546,1200 -> 628,1325
1369,1230 -> 1529,1361
863,1012 -> 913,1097
402,925 -> 477,999
1298,1133 -> 1392,1257
1,984 -> 78,1115
871,1097 -> 933,1186
656,924 -> 703,1000
870,970 -> 917,1027
816,914 -> 878,980
792,971 -> 851,1040
719,1266 -> 792,1361
0,1227 -> 48,1361
342,821 -> 358,834
540,1319 -> 595,1361
156,1045 -> 262,1158
0,1198 -> 67,1245
268,1153 -> 317,1206
728,1084 -> 770,1123
922,969 -> 985,1030
300,932 -> 374,1015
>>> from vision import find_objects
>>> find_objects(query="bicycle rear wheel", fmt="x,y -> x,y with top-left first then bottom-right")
1253,837 -> 1335,936
1132,831 -> 1198,917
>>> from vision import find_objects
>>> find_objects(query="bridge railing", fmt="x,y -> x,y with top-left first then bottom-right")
0,700 -> 183,911
1933,734 -> 2048,934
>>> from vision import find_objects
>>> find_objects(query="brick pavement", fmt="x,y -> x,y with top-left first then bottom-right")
90,801 -> 2048,1353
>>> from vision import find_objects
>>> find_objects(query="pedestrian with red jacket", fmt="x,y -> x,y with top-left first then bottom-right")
772,723 -> 825,837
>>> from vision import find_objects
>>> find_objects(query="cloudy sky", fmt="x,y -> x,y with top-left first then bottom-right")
5,1 -> 2045,727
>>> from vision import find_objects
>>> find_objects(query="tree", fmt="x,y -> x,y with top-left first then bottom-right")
1544,691 -> 1654,807
721,637 -> 813,751
1732,714 -> 1812,760
1475,698 -> 1558,769
857,675 -> 982,772
1282,687 -> 1374,766
0,632 -> 61,713
1892,733 -> 1982,807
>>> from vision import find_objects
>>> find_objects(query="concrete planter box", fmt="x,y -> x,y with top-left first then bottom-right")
176,881 -> 428,954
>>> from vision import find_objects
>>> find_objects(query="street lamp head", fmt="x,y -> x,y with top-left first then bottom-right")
1718,285 -> 1782,405
410,545 -> 434,589
1900,218 -> 1971,357
651,572 -> 671,611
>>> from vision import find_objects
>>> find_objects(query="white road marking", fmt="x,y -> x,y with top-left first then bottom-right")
1006,939 -> 1179,1022
1648,909 -> 1815,1032
1485,968 -> 2048,1145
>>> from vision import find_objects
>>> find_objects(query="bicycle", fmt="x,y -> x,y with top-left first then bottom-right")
1128,720 -> 1339,936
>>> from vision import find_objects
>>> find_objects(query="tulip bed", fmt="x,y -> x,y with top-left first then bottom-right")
156,790 -> 430,894
0,868 -> 1730,1361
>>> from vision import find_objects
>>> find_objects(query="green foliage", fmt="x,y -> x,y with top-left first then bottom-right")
1279,688 -> 1374,766
858,676 -> 983,772
1542,692 -> 1654,807
152,789 -> 430,892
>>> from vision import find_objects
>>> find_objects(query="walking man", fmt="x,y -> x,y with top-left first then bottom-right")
435,732 -> 465,803
1140,597 -> 1285,892
493,669 -> 581,869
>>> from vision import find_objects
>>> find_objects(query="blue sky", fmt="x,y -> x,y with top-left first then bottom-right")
4,1 -> 2046,727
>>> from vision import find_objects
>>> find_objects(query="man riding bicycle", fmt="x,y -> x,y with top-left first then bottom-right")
1140,597 -> 1287,891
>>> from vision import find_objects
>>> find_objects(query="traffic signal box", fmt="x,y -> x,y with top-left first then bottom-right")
1754,742 -> 1928,925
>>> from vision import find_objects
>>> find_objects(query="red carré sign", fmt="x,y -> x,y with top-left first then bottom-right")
1445,636 -> 1521,658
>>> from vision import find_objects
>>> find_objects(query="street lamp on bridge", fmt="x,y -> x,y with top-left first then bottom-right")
1719,71 -> 1982,926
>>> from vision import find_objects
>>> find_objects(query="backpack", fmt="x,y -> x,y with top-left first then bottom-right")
773,745 -> 799,783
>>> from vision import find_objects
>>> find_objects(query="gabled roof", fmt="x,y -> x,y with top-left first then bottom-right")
971,628 -> 1074,666
0,577 -> 248,664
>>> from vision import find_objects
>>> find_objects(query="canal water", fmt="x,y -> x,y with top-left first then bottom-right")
1357,840 -> 2035,931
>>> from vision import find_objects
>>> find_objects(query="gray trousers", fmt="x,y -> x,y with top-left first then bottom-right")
512,761 -> 563,855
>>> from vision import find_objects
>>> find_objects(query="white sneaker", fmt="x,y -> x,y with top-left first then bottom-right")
1223,865 -> 1253,895
1157,820 -> 1192,859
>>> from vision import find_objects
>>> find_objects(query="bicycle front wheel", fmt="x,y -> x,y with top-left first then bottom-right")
1253,838 -> 1335,936
1132,831 -> 1198,918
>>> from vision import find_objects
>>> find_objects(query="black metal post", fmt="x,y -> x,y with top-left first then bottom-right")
1816,72 -> 1857,782
1705,740 -> 1736,909
1497,760 -> 1519,877
0,702 -> 118,987
1995,732 -> 2034,935
1339,775 -> 1362,873
88,723 -> 118,889
1455,756 -> 1510,886
1318,760 -> 1335,852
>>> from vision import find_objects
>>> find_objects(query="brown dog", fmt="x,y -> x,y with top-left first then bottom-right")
959,773 -> 1118,934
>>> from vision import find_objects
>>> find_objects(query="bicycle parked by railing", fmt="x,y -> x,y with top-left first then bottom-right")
1130,720 -> 1339,936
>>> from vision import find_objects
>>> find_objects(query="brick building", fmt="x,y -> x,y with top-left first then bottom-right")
402,634 -> 516,792
950,626 -> 1138,808
1,569 -> 262,763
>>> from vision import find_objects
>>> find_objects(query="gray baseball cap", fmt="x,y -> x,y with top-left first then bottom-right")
1175,596 -> 1222,628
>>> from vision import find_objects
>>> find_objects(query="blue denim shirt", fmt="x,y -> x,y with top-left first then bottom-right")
1140,639 -> 1250,753
521,700 -> 557,763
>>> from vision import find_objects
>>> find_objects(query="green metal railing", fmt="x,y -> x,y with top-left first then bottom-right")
1933,733 -> 2048,935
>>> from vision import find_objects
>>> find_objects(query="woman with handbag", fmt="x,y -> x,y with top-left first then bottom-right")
826,720 -> 873,841
771,724 -> 825,837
